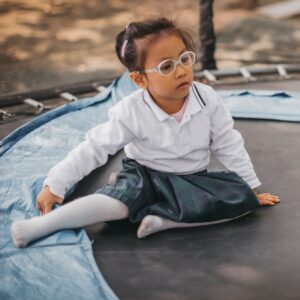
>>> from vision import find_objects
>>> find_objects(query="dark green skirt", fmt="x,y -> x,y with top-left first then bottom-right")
96,157 -> 259,223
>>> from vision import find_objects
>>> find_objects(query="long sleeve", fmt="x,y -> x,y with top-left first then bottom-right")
209,91 -> 261,189
43,108 -> 136,198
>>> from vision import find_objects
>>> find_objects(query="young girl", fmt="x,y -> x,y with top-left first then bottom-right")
11,17 -> 280,248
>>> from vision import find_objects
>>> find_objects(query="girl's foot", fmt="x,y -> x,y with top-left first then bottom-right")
137,211 -> 253,239
137,215 -> 166,239
11,220 -> 31,248
257,193 -> 280,206
11,216 -> 46,248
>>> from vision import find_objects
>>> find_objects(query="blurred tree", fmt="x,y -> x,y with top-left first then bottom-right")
200,0 -> 217,70
243,0 -> 258,10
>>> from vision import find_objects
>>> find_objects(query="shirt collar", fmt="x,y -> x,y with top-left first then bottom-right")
185,82 -> 207,117
142,82 -> 206,122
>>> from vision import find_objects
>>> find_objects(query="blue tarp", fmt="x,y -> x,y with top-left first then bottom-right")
1,72 -> 300,300
0,73 -> 138,300
220,90 -> 300,122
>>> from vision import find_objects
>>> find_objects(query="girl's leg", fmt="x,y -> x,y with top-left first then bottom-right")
11,194 -> 128,248
137,210 -> 252,239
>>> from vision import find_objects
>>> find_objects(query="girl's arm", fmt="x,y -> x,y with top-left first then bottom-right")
209,90 -> 261,190
208,90 -> 280,206
43,107 -> 135,199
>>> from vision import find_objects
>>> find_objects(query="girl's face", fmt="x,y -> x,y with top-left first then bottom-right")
130,33 -> 194,105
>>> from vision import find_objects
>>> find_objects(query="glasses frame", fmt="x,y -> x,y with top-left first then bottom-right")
137,50 -> 196,77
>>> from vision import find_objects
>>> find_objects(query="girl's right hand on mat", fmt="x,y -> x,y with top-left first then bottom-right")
36,186 -> 64,215
257,193 -> 280,206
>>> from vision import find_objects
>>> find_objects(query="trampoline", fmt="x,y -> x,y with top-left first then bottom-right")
1,69 -> 300,300
71,77 -> 300,299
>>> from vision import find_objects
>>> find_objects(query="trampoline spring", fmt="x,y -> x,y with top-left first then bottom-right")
23,98 -> 45,114
0,109 -> 14,121
202,70 -> 220,84
93,84 -> 107,93
276,65 -> 291,79
239,67 -> 256,82
59,92 -> 78,102
195,64 -> 300,82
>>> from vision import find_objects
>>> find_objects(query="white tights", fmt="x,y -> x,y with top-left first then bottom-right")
11,194 -> 251,248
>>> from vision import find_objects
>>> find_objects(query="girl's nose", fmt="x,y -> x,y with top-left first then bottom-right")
174,63 -> 187,78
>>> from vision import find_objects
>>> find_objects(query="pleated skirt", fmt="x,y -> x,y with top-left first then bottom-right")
96,157 -> 259,223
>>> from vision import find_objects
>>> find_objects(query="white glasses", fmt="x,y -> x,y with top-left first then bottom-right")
138,51 -> 195,77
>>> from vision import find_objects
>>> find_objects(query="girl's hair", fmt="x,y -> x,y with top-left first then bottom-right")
115,17 -> 195,73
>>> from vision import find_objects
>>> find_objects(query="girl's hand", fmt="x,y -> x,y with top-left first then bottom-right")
36,186 -> 63,215
253,188 -> 280,206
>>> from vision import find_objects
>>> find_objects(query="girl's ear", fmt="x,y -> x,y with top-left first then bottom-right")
129,72 -> 148,89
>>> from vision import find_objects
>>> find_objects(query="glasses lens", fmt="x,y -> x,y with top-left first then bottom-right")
159,60 -> 175,76
180,52 -> 195,66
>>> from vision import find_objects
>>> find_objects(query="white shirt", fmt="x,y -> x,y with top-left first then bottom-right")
44,81 -> 261,198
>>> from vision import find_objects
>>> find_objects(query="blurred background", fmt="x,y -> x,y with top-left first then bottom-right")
0,0 -> 300,95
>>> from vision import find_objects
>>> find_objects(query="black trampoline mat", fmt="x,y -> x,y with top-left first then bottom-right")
77,119 -> 300,300
2,79 -> 300,299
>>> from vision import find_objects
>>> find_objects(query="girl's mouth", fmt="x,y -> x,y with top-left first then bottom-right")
177,81 -> 189,89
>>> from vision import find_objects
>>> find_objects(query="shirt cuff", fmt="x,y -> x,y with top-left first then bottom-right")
43,177 -> 66,199
247,178 -> 262,190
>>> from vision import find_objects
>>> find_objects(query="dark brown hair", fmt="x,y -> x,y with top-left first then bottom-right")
115,17 -> 195,73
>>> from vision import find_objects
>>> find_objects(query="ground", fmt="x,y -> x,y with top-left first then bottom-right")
0,0 -> 299,95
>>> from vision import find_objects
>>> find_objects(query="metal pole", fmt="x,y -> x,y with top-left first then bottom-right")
200,0 -> 217,70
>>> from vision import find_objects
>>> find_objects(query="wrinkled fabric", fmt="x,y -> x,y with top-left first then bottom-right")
0,73 -> 138,300
97,157 -> 259,223
220,90 -> 300,121
1,71 -> 299,299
